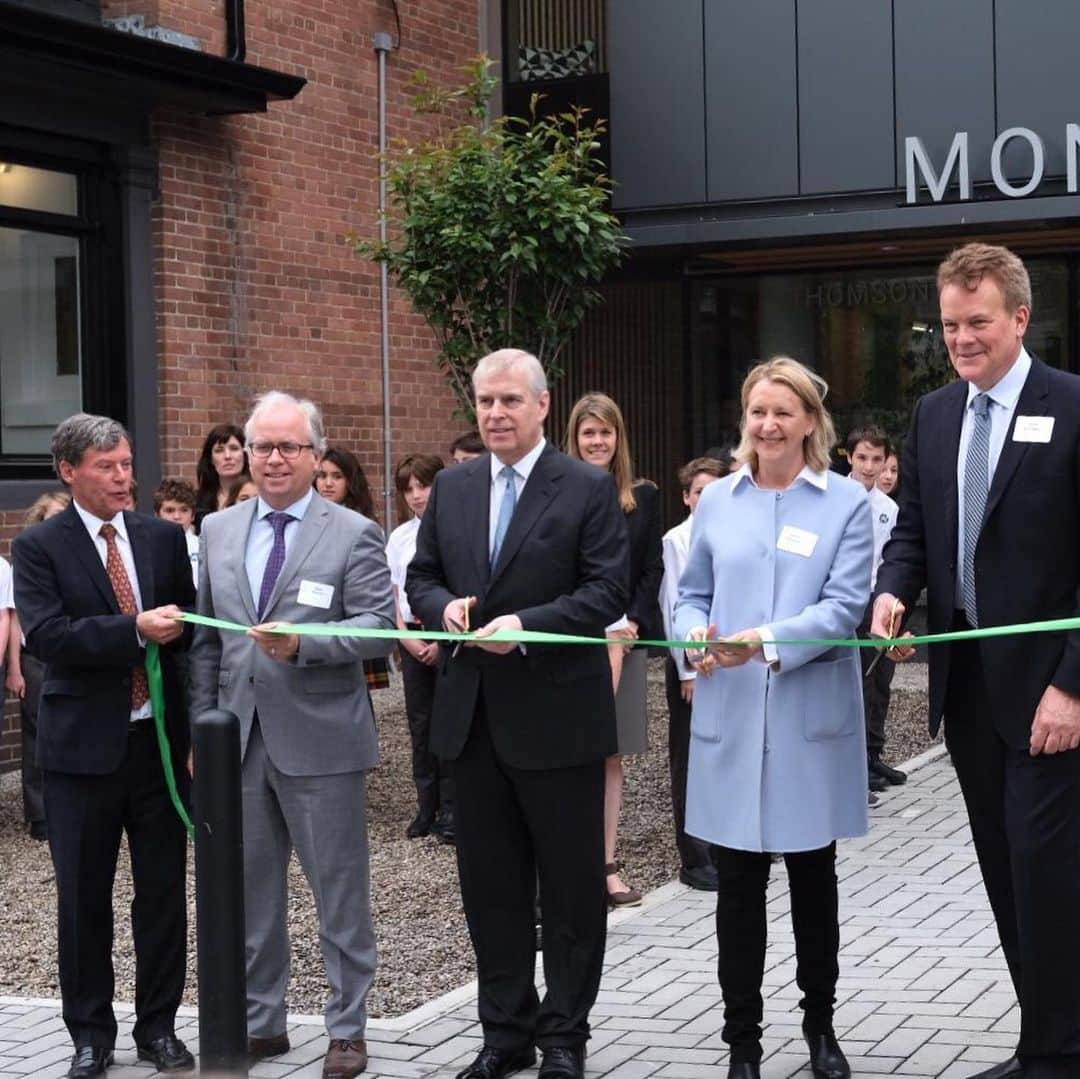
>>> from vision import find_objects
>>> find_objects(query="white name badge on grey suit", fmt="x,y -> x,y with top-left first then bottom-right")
777,525 -> 819,558
1012,416 -> 1054,443
297,579 -> 334,608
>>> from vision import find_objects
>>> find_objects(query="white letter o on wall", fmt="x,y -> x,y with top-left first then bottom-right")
991,127 -> 1045,198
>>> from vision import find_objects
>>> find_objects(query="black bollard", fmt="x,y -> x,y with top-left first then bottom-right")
194,710 -> 248,1077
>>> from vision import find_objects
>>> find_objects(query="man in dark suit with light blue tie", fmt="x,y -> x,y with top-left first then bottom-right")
874,243 -> 1080,1079
407,349 -> 628,1079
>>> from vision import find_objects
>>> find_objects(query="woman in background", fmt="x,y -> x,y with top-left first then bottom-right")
194,423 -> 249,528
566,393 -> 663,909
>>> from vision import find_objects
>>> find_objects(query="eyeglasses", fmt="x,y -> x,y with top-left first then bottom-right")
248,441 -> 314,460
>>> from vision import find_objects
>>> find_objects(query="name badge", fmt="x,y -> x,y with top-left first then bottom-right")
1012,416 -> 1054,443
777,525 -> 819,558
297,579 -> 334,609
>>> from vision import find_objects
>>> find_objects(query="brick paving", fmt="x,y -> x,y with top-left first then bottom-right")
0,745 -> 1020,1078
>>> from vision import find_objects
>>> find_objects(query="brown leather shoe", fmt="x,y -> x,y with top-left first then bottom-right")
324,1038 -> 368,1078
248,1032 -> 290,1060
605,861 -> 643,908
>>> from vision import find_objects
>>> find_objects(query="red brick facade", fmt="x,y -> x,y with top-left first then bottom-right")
0,0 -> 481,772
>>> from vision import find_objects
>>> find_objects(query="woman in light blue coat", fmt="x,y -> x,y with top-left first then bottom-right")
674,357 -> 873,1079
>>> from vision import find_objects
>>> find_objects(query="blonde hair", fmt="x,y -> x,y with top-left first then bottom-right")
564,392 -> 637,512
24,490 -> 71,528
937,242 -> 1032,313
734,357 -> 836,474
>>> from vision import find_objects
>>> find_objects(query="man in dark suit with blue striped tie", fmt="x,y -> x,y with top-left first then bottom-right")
874,243 -> 1080,1079
407,349 -> 629,1079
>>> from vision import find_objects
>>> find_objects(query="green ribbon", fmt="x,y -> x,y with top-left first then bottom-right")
145,642 -> 195,839
153,610 -> 1080,833
178,610 -> 1080,650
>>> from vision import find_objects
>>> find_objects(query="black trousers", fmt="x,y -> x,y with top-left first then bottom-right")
453,699 -> 606,1050
712,843 -> 839,1064
400,640 -> 453,816
43,723 -> 188,1050
945,626 -> 1080,1076
20,654 -> 45,827
858,610 -> 895,761
664,658 -> 713,871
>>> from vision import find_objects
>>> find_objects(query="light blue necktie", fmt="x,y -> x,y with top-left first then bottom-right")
490,464 -> 518,566
962,393 -> 991,625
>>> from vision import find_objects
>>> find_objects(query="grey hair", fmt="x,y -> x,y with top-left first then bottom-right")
51,413 -> 132,479
472,349 -> 548,398
244,391 -> 327,454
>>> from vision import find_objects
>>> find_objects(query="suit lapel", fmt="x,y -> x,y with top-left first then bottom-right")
488,444 -> 560,590
262,493 -> 330,618
125,511 -> 155,610
62,505 -> 121,614
939,381 -> 966,565
466,457 -> 492,585
233,500 -> 259,623
984,357 -> 1049,523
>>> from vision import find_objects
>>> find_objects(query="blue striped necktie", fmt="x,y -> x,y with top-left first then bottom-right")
962,393 -> 991,625
490,464 -> 517,566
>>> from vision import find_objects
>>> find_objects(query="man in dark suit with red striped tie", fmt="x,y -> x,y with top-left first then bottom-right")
13,414 -> 196,1079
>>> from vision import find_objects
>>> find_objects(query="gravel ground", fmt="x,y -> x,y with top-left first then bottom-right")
0,659 -> 937,1018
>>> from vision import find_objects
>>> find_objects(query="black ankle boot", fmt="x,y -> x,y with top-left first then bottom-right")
805,1030 -> 850,1079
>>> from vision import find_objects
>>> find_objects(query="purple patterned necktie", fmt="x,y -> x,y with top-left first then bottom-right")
257,511 -> 293,619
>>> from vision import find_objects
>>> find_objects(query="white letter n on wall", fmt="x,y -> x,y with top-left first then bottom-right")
905,133 -> 971,204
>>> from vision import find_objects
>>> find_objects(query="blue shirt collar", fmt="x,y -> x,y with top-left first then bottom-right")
965,346 -> 1031,411
255,486 -> 313,522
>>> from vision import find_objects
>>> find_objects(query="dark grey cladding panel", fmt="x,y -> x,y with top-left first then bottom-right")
996,0 -> 1080,180
894,0 -> 995,187
704,0 -> 798,201
797,0 -> 894,195
608,0 -> 707,210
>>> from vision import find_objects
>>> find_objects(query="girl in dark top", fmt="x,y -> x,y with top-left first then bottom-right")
314,445 -> 389,693
566,392 -> 663,908
194,423 -> 250,529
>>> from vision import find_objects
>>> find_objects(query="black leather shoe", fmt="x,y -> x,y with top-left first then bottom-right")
870,758 -> 908,785
727,1063 -> 761,1079
434,809 -> 456,845
136,1033 -> 195,1072
67,1046 -> 113,1078
679,864 -> 719,891
406,810 -> 435,838
806,1031 -> 850,1079
455,1044 -> 536,1078
868,771 -> 887,792
538,1045 -> 585,1078
966,1057 -> 1022,1079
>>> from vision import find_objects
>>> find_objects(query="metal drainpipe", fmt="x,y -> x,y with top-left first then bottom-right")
226,0 -> 246,62
374,31 -> 396,530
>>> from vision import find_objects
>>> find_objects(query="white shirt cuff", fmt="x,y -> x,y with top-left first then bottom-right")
756,626 -> 778,667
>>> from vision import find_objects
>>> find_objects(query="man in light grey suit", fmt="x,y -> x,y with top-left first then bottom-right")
189,391 -> 395,1079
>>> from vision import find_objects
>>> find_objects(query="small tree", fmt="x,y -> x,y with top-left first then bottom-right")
351,58 -> 626,416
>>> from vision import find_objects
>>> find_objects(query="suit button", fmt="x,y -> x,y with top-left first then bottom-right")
248,676 -> 254,685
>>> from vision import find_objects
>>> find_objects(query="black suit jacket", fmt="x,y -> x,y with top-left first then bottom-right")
625,480 -> 664,642
406,443 -> 629,769
13,504 -> 195,775
876,356 -> 1080,747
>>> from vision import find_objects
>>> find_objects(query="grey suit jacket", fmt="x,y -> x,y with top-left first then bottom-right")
188,492 -> 396,775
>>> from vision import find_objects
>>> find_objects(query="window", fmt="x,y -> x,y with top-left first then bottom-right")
0,142 -> 122,476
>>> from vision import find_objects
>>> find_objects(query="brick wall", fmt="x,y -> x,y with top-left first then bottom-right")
0,1 -> 482,774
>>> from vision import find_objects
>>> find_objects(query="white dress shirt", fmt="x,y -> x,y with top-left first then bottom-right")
386,516 -> 421,624
72,499 -> 150,720
488,436 -> 547,555
661,516 -> 694,681
244,488 -> 314,610
0,555 -> 13,611
955,346 -> 1031,607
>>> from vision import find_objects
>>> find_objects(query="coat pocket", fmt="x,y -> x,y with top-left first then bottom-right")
41,679 -> 86,697
801,656 -> 859,741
